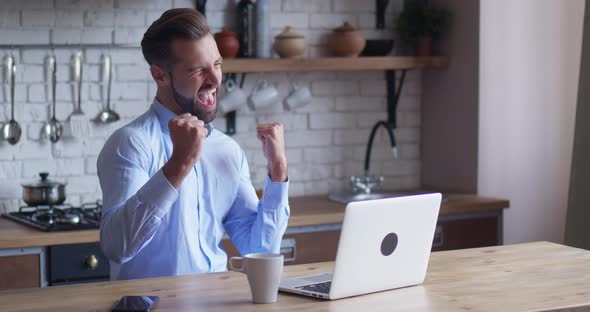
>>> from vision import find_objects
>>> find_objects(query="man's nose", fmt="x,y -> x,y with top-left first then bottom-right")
206,68 -> 222,87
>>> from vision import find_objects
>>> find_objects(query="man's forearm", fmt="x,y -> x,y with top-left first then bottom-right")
268,158 -> 288,182
162,155 -> 193,189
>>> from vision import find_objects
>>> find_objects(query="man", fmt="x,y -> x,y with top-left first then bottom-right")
97,8 -> 289,281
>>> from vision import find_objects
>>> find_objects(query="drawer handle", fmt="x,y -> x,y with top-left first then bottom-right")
433,225 -> 444,248
85,254 -> 99,270
280,238 -> 296,263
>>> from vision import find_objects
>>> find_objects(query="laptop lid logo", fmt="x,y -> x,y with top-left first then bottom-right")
381,232 -> 398,256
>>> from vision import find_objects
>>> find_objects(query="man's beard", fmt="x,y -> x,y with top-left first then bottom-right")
169,73 -> 217,124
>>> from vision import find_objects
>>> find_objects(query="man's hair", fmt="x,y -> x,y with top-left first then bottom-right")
141,8 -> 210,67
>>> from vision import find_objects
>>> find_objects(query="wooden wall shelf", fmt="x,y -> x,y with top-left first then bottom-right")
221,56 -> 449,73
220,56 -> 449,135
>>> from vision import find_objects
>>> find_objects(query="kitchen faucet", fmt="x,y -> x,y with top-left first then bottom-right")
350,120 -> 397,194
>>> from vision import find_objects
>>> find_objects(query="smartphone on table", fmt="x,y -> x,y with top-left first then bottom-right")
111,296 -> 159,312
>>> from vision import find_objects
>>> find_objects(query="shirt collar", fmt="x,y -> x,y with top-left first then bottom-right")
151,98 -> 215,136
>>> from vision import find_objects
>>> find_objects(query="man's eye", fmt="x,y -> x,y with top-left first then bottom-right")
214,63 -> 222,67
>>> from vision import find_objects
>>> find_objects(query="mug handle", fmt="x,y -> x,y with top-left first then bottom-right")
292,80 -> 302,90
253,80 -> 267,94
225,78 -> 236,92
229,257 -> 246,273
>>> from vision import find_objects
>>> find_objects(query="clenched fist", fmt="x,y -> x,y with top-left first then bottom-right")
256,123 -> 288,182
163,113 -> 209,188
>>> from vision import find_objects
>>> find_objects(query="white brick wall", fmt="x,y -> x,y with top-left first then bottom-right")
21,10 -> 55,27
309,112 -> 355,129
0,0 -> 420,213
269,13 -> 308,29
283,0 -> 332,13
55,10 -> 85,28
332,0 -> 375,13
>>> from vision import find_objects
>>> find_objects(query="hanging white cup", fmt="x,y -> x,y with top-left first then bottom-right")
248,80 -> 280,110
219,78 -> 246,114
285,81 -> 312,110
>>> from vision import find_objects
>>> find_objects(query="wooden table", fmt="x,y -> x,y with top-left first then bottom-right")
1,242 -> 588,312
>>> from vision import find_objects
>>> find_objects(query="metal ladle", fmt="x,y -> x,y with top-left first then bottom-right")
43,55 -> 63,143
95,55 -> 119,123
1,55 -> 22,145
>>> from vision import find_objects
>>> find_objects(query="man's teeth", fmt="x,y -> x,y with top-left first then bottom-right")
197,87 -> 216,105
200,88 -> 216,95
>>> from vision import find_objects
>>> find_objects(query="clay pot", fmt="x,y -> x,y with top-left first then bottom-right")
327,22 -> 366,57
416,37 -> 433,57
273,26 -> 306,58
214,27 -> 240,59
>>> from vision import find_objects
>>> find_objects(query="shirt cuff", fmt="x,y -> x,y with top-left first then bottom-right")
136,169 -> 179,218
261,175 -> 289,210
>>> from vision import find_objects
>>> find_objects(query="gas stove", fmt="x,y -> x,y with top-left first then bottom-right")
3,201 -> 102,232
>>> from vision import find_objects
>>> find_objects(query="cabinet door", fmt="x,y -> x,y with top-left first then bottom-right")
0,254 -> 40,290
48,243 -> 109,285
282,231 -> 341,265
222,230 -> 341,266
432,215 -> 500,251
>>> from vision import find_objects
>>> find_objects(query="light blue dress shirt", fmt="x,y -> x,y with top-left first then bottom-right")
97,99 -> 290,280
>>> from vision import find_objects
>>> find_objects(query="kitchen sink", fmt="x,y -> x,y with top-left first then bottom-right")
328,191 -> 447,204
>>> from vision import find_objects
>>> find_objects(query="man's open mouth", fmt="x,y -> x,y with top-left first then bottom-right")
196,86 -> 217,109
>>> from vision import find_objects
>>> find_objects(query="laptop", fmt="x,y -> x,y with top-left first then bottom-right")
279,193 -> 442,300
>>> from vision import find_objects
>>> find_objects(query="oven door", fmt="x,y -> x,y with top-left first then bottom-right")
48,242 -> 109,286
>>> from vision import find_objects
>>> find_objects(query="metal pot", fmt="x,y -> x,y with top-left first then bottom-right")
22,172 -> 66,206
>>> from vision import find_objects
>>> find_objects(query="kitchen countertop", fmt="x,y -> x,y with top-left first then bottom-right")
1,242 -> 587,312
0,193 -> 509,249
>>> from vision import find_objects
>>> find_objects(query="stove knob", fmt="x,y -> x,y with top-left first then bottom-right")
85,254 -> 98,270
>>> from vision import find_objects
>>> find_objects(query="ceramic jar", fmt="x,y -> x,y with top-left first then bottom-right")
214,27 -> 240,59
273,26 -> 306,59
327,22 -> 366,57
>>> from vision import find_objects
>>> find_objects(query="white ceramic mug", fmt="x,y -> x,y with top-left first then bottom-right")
248,80 -> 280,110
229,253 -> 284,304
285,82 -> 312,110
219,79 -> 246,114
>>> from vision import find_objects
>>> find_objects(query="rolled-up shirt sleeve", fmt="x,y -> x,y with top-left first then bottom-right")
98,128 -> 178,264
223,151 -> 290,256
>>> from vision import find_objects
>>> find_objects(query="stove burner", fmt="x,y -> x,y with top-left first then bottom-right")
32,209 -> 81,225
2,201 -> 102,232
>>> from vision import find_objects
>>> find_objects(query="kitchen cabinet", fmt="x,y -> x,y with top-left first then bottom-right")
0,255 -> 39,290
0,243 -> 110,290
222,229 -> 341,266
47,243 -> 109,286
222,210 -> 503,265
0,247 -> 44,290
433,211 -> 501,251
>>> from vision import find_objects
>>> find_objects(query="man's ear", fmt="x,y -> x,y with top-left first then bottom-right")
150,64 -> 170,86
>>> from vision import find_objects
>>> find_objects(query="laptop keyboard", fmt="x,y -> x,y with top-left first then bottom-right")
295,281 -> 332,294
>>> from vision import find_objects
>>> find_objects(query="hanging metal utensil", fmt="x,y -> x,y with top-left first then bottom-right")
67,51 -> 91,137
1,54 -> 22,145
95,54 -> 119,123
195,0 -> 207,16
43,54 -> 63,143
376,0 -> 390,29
